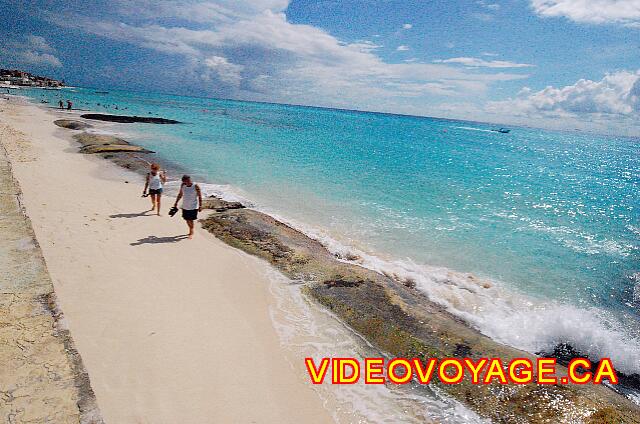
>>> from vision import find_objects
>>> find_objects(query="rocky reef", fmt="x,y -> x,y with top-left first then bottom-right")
54,119 -> 92,130
80,113 -> 181,124
200,208 -> 640,423
201,196 -> 245,212
72,133 -> 154,154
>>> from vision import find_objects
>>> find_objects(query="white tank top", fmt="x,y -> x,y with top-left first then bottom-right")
149,173 -> 162,190
181,183 -> 198,210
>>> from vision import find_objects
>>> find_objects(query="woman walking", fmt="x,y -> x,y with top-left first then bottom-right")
143,163 -> 166,215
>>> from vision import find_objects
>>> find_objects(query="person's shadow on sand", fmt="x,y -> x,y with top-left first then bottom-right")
110,211 -> 152,219
130,235 -> 188,246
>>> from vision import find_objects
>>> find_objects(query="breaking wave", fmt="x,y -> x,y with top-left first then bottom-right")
197,182 -> 640,378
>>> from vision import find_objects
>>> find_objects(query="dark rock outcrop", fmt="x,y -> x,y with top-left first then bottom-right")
80,144 -> 153,154
80,114 -> 181,124
54,119 -> 92,130
201,196 -> 245,212
541,342 -> 640,401
73,133 -> 128,147
72,133 -> 154,154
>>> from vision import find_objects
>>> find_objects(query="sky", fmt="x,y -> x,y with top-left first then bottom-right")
0,0 -> 639,135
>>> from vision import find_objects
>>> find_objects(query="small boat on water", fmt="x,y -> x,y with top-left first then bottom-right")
491,127 -> 510,133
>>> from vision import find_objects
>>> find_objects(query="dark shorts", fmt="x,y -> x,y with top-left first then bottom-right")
182,209 -> 198,221
149,188 -> 163,195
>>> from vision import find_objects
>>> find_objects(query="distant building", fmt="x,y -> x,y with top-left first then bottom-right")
0,69 -> 64,88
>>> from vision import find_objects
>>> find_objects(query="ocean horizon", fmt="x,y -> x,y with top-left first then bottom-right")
22,85 -> 640,405
41,84 -> 640,139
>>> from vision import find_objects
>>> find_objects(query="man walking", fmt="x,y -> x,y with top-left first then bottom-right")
173,175 -> 202,239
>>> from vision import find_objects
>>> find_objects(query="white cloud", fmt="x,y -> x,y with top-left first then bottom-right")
471,12 -> 495,21
402,23 -> 413,29
115,0 -> 290,23
472,1 -> 500,21
396,45 -> 410,51
530,0 -> 640,26
28,0 -> 637,134
488,70 -> 640,115
24,35 -> 56,53
434,57 -> 534,68
348,40 -> 383,53
46,2 -> 529,114
15,51 -> 62,68
0,34 -> 62,68
477,1 -> 501,10
203,55 -> 243,87
438,71 -> 640,135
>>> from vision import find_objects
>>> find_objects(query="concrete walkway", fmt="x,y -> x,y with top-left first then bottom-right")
0,126 -> 102,424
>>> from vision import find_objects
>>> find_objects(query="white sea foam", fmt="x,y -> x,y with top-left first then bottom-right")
512,215 -> 635,258
453,126 -> 496,133
627,224 -> 640,237
197,182 -> 254,206
629,392 -> 640,406
85,127 -> 123,136
248,207 -> 640,377
264,266 -> 490,423
632,273 -> 640,306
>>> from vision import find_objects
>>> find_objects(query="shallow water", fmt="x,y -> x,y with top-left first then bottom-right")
25,87 -> 640,393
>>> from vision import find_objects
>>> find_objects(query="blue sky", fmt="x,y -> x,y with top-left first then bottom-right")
1,0 -> 639,135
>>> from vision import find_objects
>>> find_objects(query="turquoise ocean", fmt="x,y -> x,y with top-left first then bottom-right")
23,87 -> 640,407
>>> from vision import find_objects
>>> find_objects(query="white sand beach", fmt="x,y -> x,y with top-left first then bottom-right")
0,98 -> 332,423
